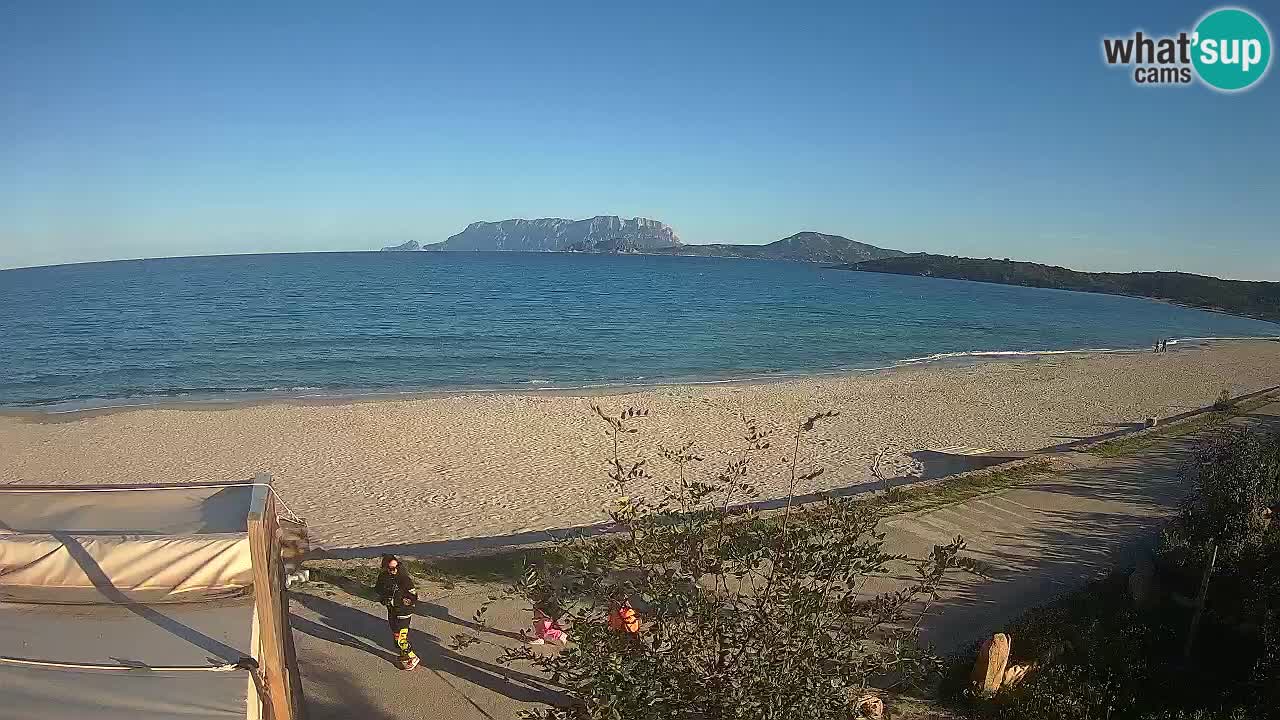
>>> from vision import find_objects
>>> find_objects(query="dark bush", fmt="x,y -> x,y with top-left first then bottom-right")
1177,428 -> 1280,555
1213,390 -> 1233,411
951,428 -> 1280,720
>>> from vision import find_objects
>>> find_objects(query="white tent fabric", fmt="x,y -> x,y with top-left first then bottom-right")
0,534 -> 254,603
0,485 -> 253,534
0,599 -> 258,720
1,665 -> 251,720
0,483 -> 268,720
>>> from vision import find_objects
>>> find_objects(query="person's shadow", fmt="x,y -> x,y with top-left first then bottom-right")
418,599 -> 528,643
307,568 -> 527,642
291,592 -> 565,705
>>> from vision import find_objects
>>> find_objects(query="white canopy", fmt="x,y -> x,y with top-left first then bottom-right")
0,485 -> 256,604
0,599 -> 257,720
0,484 -> 253,534
0,481 -> 302,720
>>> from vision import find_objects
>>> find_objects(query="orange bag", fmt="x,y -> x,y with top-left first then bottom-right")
608,601 -> 640,634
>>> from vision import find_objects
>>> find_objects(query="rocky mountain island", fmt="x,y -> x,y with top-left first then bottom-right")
426,216 -> 680,253
383,216 -> 905,264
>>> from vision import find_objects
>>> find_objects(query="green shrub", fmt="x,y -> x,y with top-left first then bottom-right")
458,407 -> 979,720
1213,390 -> 1233,411
948,573 -> 1264,719
1174,428 -> 1280,561
951,428 -> 1280,720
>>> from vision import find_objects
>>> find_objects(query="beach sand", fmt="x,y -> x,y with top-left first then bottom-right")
2,341 -> 1279,551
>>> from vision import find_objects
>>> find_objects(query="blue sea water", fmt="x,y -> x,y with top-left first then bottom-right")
0,252 -> 1276,409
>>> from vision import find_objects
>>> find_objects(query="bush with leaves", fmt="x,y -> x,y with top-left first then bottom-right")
947,570 -> 1269,720
1212,390 -> 1233,412
1174,427 -> 1280,559
460,406 -> 977,720
952,427 -> 1280,720
1155,427 -> 1280,628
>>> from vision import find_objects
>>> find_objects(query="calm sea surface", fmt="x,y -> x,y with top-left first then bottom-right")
0,252 -> 1275,409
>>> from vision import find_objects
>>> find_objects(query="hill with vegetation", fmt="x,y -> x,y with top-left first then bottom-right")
654,231 -> 905,264
848,254 -> 1280,323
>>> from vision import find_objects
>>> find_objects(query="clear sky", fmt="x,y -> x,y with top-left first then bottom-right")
2,1 -> 1277,278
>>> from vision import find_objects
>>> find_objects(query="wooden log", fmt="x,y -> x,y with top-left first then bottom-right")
971,633 -> 1011,697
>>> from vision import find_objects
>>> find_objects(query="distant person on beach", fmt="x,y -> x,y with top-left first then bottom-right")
375,554 -> 420,670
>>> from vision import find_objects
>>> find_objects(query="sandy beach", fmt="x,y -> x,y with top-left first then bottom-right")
2,340 -> 1278,551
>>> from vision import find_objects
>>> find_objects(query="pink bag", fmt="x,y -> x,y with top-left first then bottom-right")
533,614 -> 568,644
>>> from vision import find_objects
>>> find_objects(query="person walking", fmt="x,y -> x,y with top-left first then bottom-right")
375,554 -> 420,670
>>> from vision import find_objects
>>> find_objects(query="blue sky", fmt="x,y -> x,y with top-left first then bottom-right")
2,1 -> 1277,278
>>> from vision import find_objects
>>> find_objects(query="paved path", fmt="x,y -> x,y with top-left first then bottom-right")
291,582 -> 556,720
290,396 -> 1280,719
900,396 -> 1278,651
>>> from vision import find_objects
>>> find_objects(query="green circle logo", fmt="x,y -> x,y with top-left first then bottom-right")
1193,8 -> 1272,91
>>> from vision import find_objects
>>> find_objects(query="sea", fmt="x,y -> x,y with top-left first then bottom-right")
0,252 -> 1276,410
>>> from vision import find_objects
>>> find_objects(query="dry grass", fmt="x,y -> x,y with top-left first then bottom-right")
874,460 -> 1052,515
1086,411 -> 1229,458
1085,389 -> 1277,459
309,551 -> 556,595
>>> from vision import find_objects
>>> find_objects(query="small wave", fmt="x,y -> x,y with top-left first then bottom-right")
1168,335 -> 1280,345
44,401 -> 159,414
891,334 -> 1280,367
893,347 -> 1136,366
15,385 -> 349,412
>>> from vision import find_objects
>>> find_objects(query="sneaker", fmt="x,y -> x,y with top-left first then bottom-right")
528,638 -> 546,645
400,656 -> 420,671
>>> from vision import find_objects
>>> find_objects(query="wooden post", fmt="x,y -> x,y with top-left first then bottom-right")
1183,541 -> 1218,661
247,473 -> 300,720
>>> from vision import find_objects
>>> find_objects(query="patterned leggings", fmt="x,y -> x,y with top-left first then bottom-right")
389,615 -> 417,661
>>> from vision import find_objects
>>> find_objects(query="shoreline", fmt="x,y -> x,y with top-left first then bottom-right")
5,339 -> 1280,550
6,336 -> 1277,423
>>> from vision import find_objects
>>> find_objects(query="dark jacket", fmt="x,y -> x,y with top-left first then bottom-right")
375,570 -> 418,619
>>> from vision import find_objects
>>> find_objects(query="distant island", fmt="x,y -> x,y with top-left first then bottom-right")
380,240 -> 421,251
385,216 -> 905,264
430,216 -> 681,253
378,218 -> 1279,324
847,254 -> 1280,324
